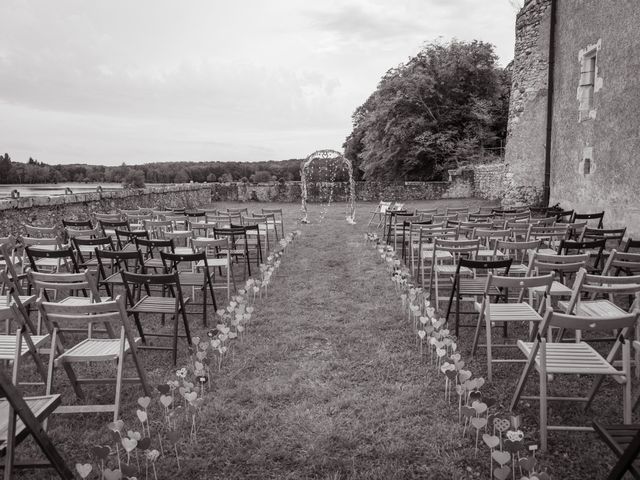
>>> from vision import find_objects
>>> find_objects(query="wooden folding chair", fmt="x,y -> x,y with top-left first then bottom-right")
429,238 -> 479,308
368,201 -> 391,227
39,295 -> 150,421
445,258 -> 512,337
471,273 -> 554,381
121,271 -> 191,365
0,368 -> 72,479
510,308 -> 638,450
593,420 -> 640,480
192,237 -> 236,300
525,252 -> 589,308
161,251 -> 217,327
572,211 -> 605,229
261,208 -> 285,238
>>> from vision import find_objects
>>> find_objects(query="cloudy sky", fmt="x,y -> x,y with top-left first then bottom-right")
0,0 -> 519,166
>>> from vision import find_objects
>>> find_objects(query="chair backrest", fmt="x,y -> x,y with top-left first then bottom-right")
135,238 -> 175,261
25,245 -> 79,273
533,216 -> 556,227
71,236 -> 115,265
553,209 -> 574,223
526,252 -> 589,282
95,248 -> 145,279
99,219 -> 130,237
485,272 -> 554,302
121,271 -> 184,302
623,238 -> 640,253
602,249 -> 640,277
191,237 -> 229,257
563,267 -> 640,315
191,222 -> 218,239
539,307 -> 638,337
161,250 -> 209,273
62,219 -> 93,230
143,219 -> 173,238
23,225 -> 58,238
473,228 -> 511,248
495,239 -> 541,266
580,227 -> 626,250
65,226 -> 100,241
38,295 -> 133,342
557,238 -> 606,272
0,237 -> 23,286
457,257 -> 512,277
571,211 -> 604,228
94,213 -> 123,223
433,238 -> 479,260
30,269 -> 101,303
115,229 -> 149,250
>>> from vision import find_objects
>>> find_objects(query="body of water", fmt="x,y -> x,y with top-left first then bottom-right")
0,183 -> 124,198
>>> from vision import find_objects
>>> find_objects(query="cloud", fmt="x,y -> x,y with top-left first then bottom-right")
0,0 -> 517,165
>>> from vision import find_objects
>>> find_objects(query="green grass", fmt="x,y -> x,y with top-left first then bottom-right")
14,199 -> 633,479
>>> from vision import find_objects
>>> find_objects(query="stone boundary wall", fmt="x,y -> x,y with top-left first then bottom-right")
212,163 -> 506,203
0,184 -> 211,236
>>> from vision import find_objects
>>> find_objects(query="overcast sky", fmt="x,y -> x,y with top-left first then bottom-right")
0,0 -> 519,166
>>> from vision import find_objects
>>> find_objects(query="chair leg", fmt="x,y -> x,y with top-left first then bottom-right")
539,339 -> 548,451
485,310 -> 493,382
471,302 -> 486,358
113,333 -> 127,422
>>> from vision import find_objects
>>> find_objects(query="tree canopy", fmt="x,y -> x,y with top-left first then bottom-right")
344,40 -> 510,181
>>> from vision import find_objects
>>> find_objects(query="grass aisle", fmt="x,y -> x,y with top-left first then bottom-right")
184,206 -> 474,480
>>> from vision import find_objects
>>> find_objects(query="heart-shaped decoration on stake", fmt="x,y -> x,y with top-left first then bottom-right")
519,456 -> 537,473
157,384 -> 170,395
138,437 -> 151,451
418,330 -> 426,339
472,401 -> 488,415
470,417 -> 487,430
185,391 -> 197,403
461,406 -> 476,418
493,465 -> 511,480
137,396 -> 151,409
122,437 -> 137,453
491,450 -> 511,466
136,409 -> 147,423
167,429 -> 180,444
108,419 -> 124,433
75,463 -> 92,479
459,370 -> 472,383
445,370 -> 457,381
91,445 -> 110,460
120,463 -> 138,477
469,391 -> 483,403
494,417 -> 511,433
160,395 -> 173,408
482,433 -> 500,449
103,468 -> 122,480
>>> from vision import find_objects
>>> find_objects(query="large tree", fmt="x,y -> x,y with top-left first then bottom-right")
344,40 -> 510,181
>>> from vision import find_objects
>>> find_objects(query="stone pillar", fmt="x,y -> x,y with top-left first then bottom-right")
503,0 -> 552,207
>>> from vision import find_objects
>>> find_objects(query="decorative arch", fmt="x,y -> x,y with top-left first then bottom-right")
300,149 -> 356,224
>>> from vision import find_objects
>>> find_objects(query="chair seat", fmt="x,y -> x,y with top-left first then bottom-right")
178,273 -> 208,286
196,258 -> 230,268
129,296 -> 190,313
487,303 -> 542,322
528,248 -> 557,256
557,299 -> 629,317
518,340 -> 620,375
0,334 -> 49,360
422,250 -> 453,260
143,258 -> 164,269
435,265 -> 472,275
59,296 -> 112,306
57,337 -> 140,362
0,395 -> 61,450
508,264 -> 530,275
530,281 -> 572,296
593,421 -> 640,453
174,247 -> 192,255
457,278 -> 501,296
0,294 -> 36,307
477,249 -> 506,258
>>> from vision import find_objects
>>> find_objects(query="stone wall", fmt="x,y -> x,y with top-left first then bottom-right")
0,184 -> 212,236
503,0 -> 552,206
547,0 -> 640,237
210,163 -> 505,203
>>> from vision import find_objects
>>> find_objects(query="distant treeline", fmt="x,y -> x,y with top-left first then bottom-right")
0,154 -> 360,187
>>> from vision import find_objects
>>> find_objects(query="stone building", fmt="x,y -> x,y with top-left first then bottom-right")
504,0 -> 640,235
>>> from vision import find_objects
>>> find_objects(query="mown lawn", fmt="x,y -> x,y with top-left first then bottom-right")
16,199 -> 634,479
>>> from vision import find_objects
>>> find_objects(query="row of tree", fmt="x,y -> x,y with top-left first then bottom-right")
343,40 -> 511,181
0,154 -> 305,186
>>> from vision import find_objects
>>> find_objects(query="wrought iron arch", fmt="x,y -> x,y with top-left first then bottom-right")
300,149 -> 356,224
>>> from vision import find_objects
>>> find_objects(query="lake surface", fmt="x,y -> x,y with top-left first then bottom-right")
0,183 -> 123,198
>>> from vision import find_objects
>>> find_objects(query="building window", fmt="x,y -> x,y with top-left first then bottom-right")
578,46 -> 599,121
